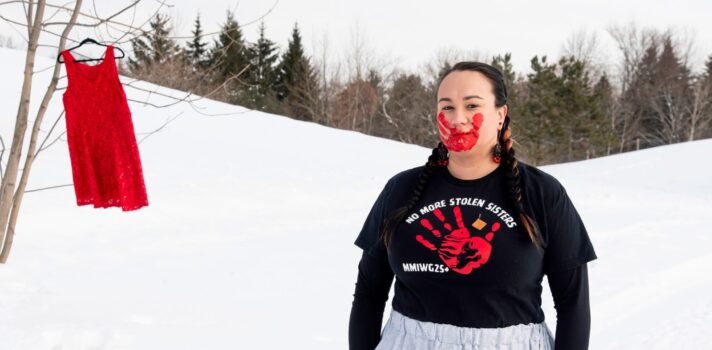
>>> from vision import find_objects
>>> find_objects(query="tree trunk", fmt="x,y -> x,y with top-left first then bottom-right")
1,0 -> 83,263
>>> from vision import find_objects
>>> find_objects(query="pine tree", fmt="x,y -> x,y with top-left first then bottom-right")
275,22 -> 318,121
128,13 -> 180,72
207,10 -> 252,104
705,54 -> 712,80
244,21 -> 280,111
557,56 -> 607,161
630,36 -> 692,146
437,61 -> 453,81
367,69 -> 382,93
184,13 -> 208,70
520,55 -> 560,164
622,41 -> 659,151
490,53 -> 516,95
652,36 -> 690,144
490,53 -> 537,160
384,72 -> 432,144
699,54 -> 712,139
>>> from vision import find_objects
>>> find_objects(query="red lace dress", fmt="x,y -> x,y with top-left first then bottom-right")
61,45 -> 148,211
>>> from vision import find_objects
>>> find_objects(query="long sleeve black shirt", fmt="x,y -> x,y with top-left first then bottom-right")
349,250 -> 592,349
349,161 -> 597,349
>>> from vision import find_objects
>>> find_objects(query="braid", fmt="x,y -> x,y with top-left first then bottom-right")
500,115 -> 544,251
381,142 -> 448,250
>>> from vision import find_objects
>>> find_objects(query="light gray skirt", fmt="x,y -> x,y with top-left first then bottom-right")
375,309 -> 555,350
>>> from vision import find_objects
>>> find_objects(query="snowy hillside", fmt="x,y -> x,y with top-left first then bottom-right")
1,46 -> 711,349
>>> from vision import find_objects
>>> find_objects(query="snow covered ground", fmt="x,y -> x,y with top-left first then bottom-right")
1,46 -> 711,349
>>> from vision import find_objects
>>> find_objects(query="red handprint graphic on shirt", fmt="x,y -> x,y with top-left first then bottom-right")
415,206 -> 501,274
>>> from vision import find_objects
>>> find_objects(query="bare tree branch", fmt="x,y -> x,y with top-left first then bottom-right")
137,111 -> 182,144
0,0 -> 82,263
32,109 -> 64,159
24,183 -> 73,193
1,0 -> 52,262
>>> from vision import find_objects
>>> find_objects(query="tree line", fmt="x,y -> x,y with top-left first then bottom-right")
125,13 -> 712,165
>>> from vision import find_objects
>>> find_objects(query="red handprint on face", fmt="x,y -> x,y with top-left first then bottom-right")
436,112 -> 484,152
415,206 -> 501,274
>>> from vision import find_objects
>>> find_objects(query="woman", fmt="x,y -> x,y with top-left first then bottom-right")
349,62 -> 597,350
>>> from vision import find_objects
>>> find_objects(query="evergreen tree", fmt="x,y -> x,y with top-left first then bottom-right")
490,53 -> 516,95
244,21 -> 280,111
520,56 -> 560,164
184,13 -> 208,70
384,72 -> 432,144
622,41 -> 659,151
128,13 -> 180,72
207,10 -> 252,104
275,22 -> 319,121
700,54 -> 712,139
652,36 -> 690,144
367,69 -> 382,94
557,56 -> 607,161
437,61 -> 453,81
490,53 -> 526,147
520,56 -> 609,163
630,36 -> 692,146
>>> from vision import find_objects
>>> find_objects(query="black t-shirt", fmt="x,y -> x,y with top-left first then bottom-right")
353,161 -> 597,328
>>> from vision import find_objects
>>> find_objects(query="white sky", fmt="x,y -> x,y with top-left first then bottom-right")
153,0 -> 712,76
2,0 -> 712,77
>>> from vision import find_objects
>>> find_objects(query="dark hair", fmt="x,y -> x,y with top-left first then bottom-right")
380,61 -> 543,252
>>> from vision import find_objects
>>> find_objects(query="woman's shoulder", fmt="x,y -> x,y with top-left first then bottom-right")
377,165 -> 426,208
389,164 -> 426,185
516,160 -> 566,204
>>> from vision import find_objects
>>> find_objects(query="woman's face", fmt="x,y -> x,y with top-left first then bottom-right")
436,70 -> 506,153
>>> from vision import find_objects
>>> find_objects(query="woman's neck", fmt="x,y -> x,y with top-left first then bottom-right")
446,150 -> 500,180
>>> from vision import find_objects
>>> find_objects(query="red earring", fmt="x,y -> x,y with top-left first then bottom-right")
493,129 -> 502,163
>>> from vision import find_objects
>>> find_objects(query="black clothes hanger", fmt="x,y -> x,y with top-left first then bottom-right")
57,38 -> 126,64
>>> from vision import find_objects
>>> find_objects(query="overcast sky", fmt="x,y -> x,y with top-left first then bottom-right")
3,0 -> 711,77
157,0 -> 712,75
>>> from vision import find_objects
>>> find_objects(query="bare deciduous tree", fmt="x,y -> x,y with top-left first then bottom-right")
1,0 -> 82,263
687,74 -> 712,140
607,22 -> 657,152
561,27 -> 608,83
0,0 -> 260,263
